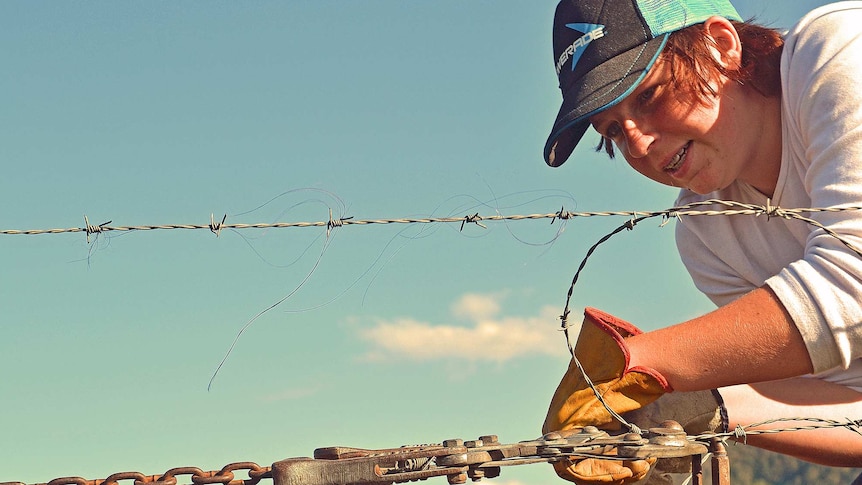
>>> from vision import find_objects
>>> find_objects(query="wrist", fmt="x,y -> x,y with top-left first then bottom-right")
626,332 -> 676,392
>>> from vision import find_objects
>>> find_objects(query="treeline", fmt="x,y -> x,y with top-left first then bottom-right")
708,445 -> 862,484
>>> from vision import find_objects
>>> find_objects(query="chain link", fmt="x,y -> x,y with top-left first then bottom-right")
6,462 -> 272,485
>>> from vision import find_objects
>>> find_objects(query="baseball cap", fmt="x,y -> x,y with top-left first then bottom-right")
544,0 -> 742,167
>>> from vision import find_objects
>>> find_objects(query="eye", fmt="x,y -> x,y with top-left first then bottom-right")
604,122 -> 622,140
637,85 -> 657,103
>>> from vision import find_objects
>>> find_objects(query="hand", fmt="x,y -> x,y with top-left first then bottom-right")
542,308 -> 671,483
553,454 -> 654,484
543,307 -> 672,434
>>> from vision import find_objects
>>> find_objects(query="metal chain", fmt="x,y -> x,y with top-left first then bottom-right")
3,462 -> 272,485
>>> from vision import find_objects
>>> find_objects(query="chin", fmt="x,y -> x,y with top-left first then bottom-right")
688,187 -> 717,196
688,181 -> 726,195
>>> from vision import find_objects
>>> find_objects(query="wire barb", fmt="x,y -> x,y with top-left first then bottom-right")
325,209 -> 352,238
210,214 -> 227,237
732,424 -> 747,444
83,215 -> 111,244
460,213 -> 486,231
552,206 -> 571,224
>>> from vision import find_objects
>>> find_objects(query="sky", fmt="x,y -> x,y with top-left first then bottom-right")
0,1 -> 838,483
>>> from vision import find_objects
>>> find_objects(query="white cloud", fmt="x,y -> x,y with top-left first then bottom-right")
451,292 -> 503,320
356,293 -> 563,363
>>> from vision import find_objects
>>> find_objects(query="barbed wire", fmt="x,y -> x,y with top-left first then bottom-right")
4,200 -> 862,243
693,417 -> 862,443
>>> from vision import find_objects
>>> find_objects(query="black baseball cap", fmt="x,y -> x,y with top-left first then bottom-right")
544,0 -> 742,167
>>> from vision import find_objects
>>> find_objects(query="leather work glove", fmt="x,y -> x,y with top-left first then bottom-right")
550,434 -> 655,484
557,450 -> 653,484
542,308 -> 672,484
543,307 -> 672,433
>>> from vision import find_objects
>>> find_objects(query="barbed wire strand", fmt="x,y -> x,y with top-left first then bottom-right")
691,416 -> 862,443
557,216 -> 647,434
4,199 -> 862,239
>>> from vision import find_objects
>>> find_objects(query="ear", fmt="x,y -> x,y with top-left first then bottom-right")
702,16 -> 742,71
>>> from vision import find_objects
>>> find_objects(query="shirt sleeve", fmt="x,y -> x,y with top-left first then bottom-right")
765,4 -> 862,373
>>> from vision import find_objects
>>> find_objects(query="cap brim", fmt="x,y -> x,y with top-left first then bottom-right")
544,34 -> 668,167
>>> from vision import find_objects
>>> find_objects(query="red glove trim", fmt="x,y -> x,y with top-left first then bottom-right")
583,307 -> 673,392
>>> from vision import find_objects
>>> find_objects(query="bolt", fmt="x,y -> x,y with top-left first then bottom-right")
478,435 -> 498,444
468,468 -> 485,481
624,433 -> 642,442
542,431 -> 562,440
659,420 -> 684,432
484,467 -> 501,479
443,439 -> 464,448
448,472 -> 468,485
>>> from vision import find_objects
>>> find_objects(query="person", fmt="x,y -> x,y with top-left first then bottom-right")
540,0 -> 862,482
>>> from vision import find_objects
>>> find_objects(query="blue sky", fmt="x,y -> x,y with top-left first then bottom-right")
0,1 -> 835,483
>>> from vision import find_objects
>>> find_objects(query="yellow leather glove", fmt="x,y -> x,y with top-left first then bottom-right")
553,454 -> 653,485
543,308 -> 672,484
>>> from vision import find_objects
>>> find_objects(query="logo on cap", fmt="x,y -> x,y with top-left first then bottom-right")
556,23 -> 605,75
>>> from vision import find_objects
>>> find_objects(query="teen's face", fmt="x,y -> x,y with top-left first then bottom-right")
588,58 -> 751,195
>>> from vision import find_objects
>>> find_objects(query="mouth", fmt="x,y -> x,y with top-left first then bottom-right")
663,142 -> 690,173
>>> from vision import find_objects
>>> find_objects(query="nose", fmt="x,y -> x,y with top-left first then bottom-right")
620,119 -> 653,159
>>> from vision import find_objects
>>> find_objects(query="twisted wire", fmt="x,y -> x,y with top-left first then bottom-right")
688,417 -> 862,444
3,200 -> 861,243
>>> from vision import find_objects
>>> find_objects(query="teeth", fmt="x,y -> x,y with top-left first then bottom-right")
665,144 -> 688,172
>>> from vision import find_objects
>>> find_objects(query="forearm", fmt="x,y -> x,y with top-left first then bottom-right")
626,286 -> 814,391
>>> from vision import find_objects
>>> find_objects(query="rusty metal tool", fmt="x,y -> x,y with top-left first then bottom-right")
5,421 -> 730,485
271,422 -> 722,485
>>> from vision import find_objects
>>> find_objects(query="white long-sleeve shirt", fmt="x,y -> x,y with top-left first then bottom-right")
675,2 -> 862,377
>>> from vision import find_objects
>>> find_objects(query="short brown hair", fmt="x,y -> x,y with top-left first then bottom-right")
597,20 -> 784,157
